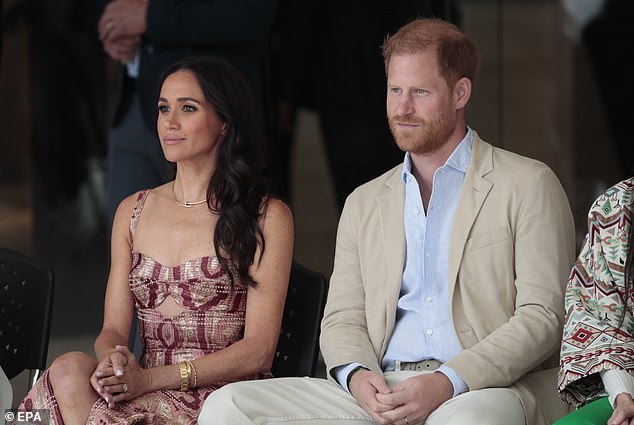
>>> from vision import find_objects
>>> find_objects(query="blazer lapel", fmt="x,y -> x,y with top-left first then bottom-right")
376,167 -> 405,354
448,136 -> 494,298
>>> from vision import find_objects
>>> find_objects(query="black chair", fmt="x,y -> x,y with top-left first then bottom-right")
130,261 -> 328,378
0,248 -> 54,388
271,261 -> 328,378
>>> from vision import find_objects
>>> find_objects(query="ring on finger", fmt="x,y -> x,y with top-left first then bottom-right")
404,417 -> 409,424
122,383 -> 128,393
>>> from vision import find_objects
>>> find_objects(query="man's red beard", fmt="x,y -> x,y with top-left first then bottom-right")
388,113 -> 455,155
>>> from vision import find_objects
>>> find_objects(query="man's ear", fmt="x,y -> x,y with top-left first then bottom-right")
454,77 -> 472,109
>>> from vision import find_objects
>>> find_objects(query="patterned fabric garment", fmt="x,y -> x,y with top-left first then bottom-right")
20,189 -> 270,424
558,177 -> 634,407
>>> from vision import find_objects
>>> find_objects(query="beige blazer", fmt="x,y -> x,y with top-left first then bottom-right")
320,134 -> 575,425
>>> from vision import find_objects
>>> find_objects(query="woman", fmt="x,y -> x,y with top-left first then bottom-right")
20,57 -> 294,424
557,177 -> 634,425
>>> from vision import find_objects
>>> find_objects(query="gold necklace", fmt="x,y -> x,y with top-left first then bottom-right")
172,184 -> 206,208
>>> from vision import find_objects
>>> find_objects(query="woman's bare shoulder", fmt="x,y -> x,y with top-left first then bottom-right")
261,197 -> 293,227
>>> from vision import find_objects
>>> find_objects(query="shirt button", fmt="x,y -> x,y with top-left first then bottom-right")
426,329 -> 433,335
425,296 -> 432,303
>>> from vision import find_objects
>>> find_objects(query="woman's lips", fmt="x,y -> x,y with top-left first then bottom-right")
162,136 -> 185,145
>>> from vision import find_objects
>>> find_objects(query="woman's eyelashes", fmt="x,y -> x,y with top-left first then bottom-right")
157,103 -> 198,113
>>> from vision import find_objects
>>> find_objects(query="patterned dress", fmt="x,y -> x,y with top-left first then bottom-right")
20,190 -> 270,424
558,177 -> 634,407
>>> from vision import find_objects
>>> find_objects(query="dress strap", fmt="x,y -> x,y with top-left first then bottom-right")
129,189 -> 151,249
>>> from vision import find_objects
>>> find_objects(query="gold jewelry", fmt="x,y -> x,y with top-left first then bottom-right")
172,183 -> 206,208
184,360 -> 197,389
178,361 -> 190,391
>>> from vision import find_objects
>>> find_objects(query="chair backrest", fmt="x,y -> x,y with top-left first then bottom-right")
0,248 -> 54,387
271,261 -> 328,378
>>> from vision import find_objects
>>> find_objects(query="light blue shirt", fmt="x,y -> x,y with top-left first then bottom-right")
336,129 -> 473,397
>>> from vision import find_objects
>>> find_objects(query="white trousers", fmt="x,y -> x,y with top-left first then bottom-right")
0,365 -> 12,410
200,371 -> 525,425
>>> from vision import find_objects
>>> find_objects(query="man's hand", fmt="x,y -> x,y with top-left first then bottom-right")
349,369 -> 397,424
98,0 -> 146,61
98,0 -> 148,44
610,393 -> 634,425
375,372 -> 453,425
103,35 -> 141,62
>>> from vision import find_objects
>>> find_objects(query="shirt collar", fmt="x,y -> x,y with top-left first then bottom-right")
402,127 -> 473,183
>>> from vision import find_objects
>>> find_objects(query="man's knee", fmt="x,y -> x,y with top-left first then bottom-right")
430,410 -> 520,425
200,382 -> 253,425
427,389 -> 524,425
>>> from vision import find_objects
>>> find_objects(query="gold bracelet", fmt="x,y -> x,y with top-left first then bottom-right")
184,360 -> 198,389
178,361 -> 190,392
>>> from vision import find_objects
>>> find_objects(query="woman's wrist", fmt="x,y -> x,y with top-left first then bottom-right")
616,392 -> 634,407
601,369 -> 634,407
142,368 -> 153,393
177,360 -> 198,391
95,347 -> 116,363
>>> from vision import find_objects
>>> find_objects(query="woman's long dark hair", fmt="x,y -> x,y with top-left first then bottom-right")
159,57 -> 270,287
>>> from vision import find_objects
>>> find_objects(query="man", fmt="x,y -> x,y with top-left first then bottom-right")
200,18 -> 574,425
